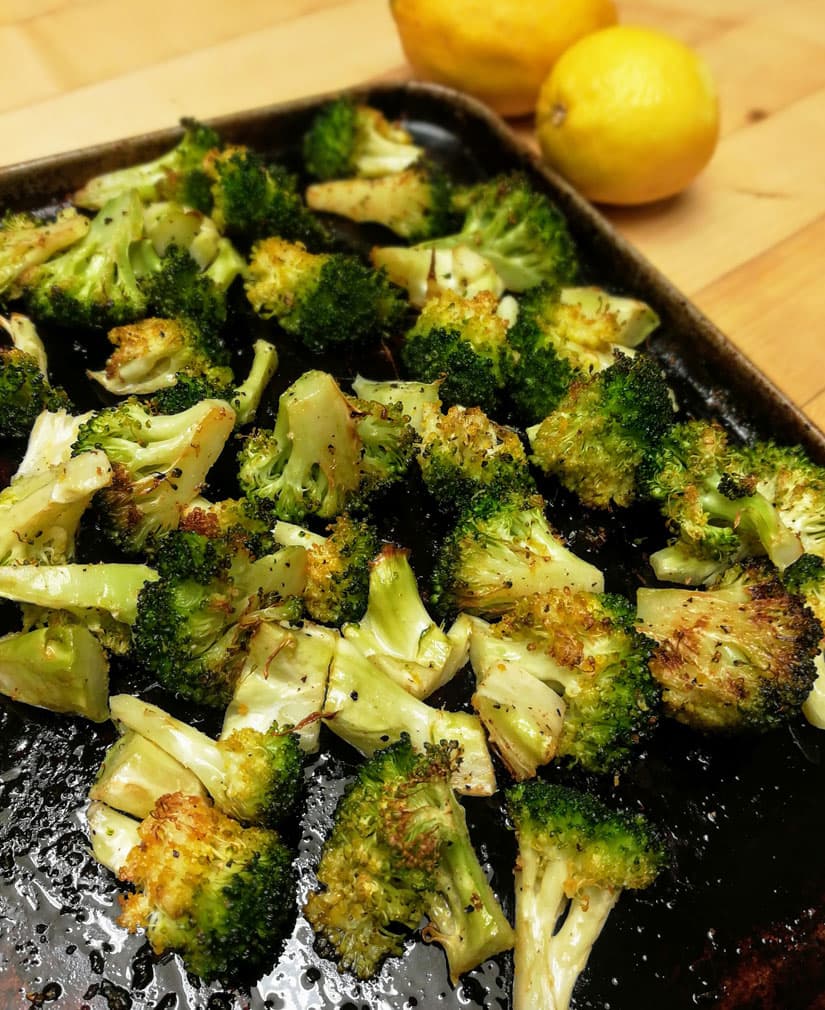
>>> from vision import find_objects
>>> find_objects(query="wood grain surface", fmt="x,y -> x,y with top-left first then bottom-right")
3,0 -> 823,428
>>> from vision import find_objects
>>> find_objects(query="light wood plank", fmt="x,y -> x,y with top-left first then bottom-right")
0,25 -> 63,111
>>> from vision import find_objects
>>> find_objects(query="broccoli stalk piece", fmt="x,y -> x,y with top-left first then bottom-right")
238,369 -> 416,523
24,191 -> 150,329
1,312 -> 49,373
90,729 -> 208,818
0,451 -> 112,564
370,245 -> 506,308
306,163 -> 456,240
506,781 -> 666,1010
109,694 -> 302,827
400,291 -> 515,414
86,793 -> 294,981
431,491 -> 604,619
304,738 -> 513,981
418,403 -> 535,513
0,208 -> 90,299
72,397 -> 236,553
636,561 -> 822,733
783,554 -> 825,729
642,421 -> 804,581
272,514 -> 379,625
142,200 -> 222,267
303,98 -> 424,180
528,353 -> 676,509
130,529 -> 306,706
468,591 -> 660,777
351,375 -> 442,434
0,617 -> 109,721
228,338 -> 279,427
323,636 -> 495,796
223,619 -> 337,753
420,173 -> 579,293
341,545 -> 471,699
14,409 -> 95,476
245,237 -> 404,352
72,118 -> 221,210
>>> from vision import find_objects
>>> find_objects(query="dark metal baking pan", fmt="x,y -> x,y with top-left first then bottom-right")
2,82 -> 825,1010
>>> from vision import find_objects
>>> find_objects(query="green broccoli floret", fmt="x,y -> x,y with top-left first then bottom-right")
238,370 -> 416,523
637,561 -> 822,733
73,118 -> 222,210
245,237 -> 404,352
351,375 -> 443,434
130,528 -> 306,706
431,491 -> 604,619
179,495 -> 271,550
0,616 -> 109,722
507,283 -> 660,423
72,397 -> 235,553
140,244 -> 231,341
0,346 -> 73,439
109,693 -> 302,827
324,636 -> 495,796
304,737 -> 513,981
468,590 -> 660,777
341,545 -> 471,699
642,421 -> 803,583
421,173 -> 579,292
272,514 -> 379,625
527,352 -> 676,509
400,290 -> 514,413
506,781 -> 666,1010
0,208 -> 90,299
303,98 -> 424,180
418,402 -> 535,513
87,792 -> 294,981
24,191 -> 149,330
306,163 -> 457,240
203,145 -> 327,247
371,244 -> 506,308
783,554 -> 825,730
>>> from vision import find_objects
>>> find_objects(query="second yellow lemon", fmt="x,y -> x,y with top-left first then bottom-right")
536,26 -> 719,205
390,0 -> 618,118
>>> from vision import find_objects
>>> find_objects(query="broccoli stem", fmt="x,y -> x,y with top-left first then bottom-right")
803,652 -> 825,730
86,801 -> 141,875
700,486 -> 802,570
229,339 -> 278,427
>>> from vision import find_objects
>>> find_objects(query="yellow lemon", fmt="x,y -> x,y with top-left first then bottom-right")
389,0 -> 618,118
536,25 -> 719,204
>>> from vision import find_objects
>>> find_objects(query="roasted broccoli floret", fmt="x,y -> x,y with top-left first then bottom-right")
0,616 -> 109,721
324,636 -> 495,796
636,561 -> 822,733
306,163 -> 456,240
371,244 -> 505,308
400,291 -> 514,414
421,173 -> 579,293
351,375 -> 442,434
139,244 -> 231,341
87,793 -> 294,981
507,283 -> 660,423
642,421 -> 803,583
73,118 -> 221,210
0,208 -> 90,300
304,737 -> 513,981
0,340 -> 72,439
109,694 -> 302,827
72,397 -> 235,553
238,370 -> 416,523
431,491 -> 604,619
179,495 -> 270,549
783,554 -> 825,729
418,403 -> 535,513
468,590 -> 660,777
528,352 -> 676,509
272,514 -> 379,625
131,528 -> 306,706
506,781 -> 666,1010
245,237 -> 404,352
303,98 -> 424,180
341,545 -> 471,699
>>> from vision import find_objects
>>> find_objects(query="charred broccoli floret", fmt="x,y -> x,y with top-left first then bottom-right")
87,793 -> 294,981
303,98 -> 423,180
0,208 -> 90,299
421,173 -> 579,292
304,737 -> 513,981
506,781 -> 666,1010
431,491 -> 604,619
468,590 -> 660,777
637,561 -> 822,733
245,237 -> 404,352
371,244 -> 505,308
528,352 -> 676,509
783,554 -> 825,729
238,370 -> 416,523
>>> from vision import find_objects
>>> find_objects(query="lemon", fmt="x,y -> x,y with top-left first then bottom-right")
390,0 -> 618,118
536,26 -> 719,205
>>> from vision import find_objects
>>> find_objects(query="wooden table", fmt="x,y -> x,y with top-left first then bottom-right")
3,0 -> 823,429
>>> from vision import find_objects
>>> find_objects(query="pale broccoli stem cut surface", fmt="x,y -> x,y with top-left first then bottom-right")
351,375 -> 442,435
370,245 -> 505,308
15,409 -> 96,476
